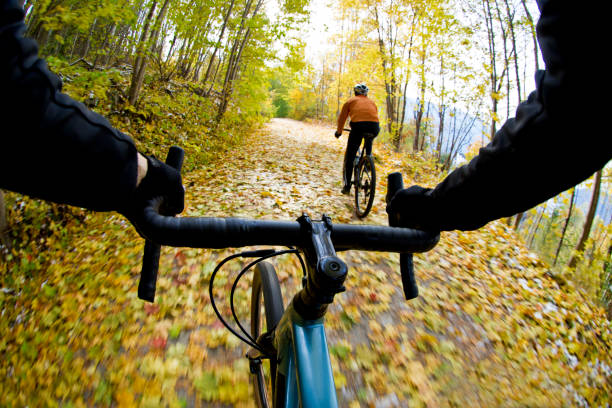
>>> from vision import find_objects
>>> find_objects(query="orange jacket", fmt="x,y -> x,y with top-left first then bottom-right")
336,95 -> 379,133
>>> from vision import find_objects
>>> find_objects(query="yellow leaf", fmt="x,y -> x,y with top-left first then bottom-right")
407,361 -> 439,408
115,389 -> 136,408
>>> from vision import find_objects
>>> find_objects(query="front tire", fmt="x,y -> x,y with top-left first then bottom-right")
251,262 -> 284,408
354,154 -> 376,218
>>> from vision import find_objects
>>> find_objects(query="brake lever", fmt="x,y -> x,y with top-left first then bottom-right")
138,146 -> 185,302
386,172 -> 418,300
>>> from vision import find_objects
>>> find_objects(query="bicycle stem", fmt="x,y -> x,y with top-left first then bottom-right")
292,214 -> 348,320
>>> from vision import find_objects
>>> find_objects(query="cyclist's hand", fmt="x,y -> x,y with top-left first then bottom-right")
334,131 -> 342,138
120,154 -> 184,231
386,185 -> 438,230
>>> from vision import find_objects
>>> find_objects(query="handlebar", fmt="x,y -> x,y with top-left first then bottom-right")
137,147 -> 439,302
138,203 -> 439,253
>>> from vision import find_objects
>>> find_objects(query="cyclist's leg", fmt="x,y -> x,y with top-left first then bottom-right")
343,129 -> 363,189
362,122 -> 380,155
364,136 -> 373,156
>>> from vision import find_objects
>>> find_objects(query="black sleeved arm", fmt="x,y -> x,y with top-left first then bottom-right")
422,0 -> 611,231
0,0 -> 138,212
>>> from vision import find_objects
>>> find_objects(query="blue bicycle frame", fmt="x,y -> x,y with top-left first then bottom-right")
247,214 -> 347,408
274,303 -> 338,408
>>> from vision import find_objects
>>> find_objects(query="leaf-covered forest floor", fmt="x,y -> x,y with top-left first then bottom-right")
1,118 -> 610,407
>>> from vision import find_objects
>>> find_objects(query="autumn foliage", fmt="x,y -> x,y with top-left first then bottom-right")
1,0 -> 610,406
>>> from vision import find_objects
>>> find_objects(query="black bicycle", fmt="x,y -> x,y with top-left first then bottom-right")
343,128 -> 376,218
136,147 -> 439,408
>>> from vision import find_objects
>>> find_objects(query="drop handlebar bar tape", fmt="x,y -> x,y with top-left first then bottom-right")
386,172 -> 418,300
136,211 -> 439,253
138,146 -> 185,302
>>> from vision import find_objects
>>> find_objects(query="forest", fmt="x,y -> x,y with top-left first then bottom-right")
0,0 -> 610,406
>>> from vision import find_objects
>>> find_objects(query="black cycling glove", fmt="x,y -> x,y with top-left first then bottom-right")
120,155 -> 184,232
386,185 -> 440,231
334,131 -> 342,138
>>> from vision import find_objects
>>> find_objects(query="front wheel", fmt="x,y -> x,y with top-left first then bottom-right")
251,262 -> 285,408
354,154 -> 376,218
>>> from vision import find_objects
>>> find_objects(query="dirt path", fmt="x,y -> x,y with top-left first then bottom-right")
184,118 -> 389,222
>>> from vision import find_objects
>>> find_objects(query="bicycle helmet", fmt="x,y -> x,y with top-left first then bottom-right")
354,83 -> 369,96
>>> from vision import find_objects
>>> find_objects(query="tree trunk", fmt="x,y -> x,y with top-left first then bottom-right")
202,0 -> 236,87
493,0 -> 510,119
553,188 -> 576,265
528,205 -> 546,249
105,24 -> 128,66
336,12 -> 345,118
504,0 -> 521,104
483,0 -> 499,140
128,0 -> 159,105
129,0 -> 170,105
413,101 -> 423,152
436,66 -> 446,159
192,48 -> 206,81
372,3 -> 397,142
419,101 -> 430,151
443,106 -> 458,171
69,33 -> 80,60
397,15 -> 418,151
81,17 -> 98,59
397,81 -> 409,149
569,171 -> 602,268
177,36 -> 194,77
93,23 -> 116,68
206,55 -> 223,96
217,0 -> 255,119
165,31 -> 178,63
413,44 -> 427,153
539,212 -> 554,250
520,0 -> 539,71
217,0 -> 263,121
413,49 -> 426,153
148,0 -> 171,57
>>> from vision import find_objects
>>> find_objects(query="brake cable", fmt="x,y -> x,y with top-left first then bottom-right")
208,248 -> 307,353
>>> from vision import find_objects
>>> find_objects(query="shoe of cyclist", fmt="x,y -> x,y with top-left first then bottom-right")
341,184 -> 351,195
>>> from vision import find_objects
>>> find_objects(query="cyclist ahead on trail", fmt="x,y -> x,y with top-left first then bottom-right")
334,84 -> 380,195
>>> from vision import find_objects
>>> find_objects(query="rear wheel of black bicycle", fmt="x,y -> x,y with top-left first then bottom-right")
251,262 -> 285,408
354,154 -> 376,218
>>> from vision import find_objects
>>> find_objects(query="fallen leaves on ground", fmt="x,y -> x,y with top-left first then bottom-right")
1,118 -> 610,407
